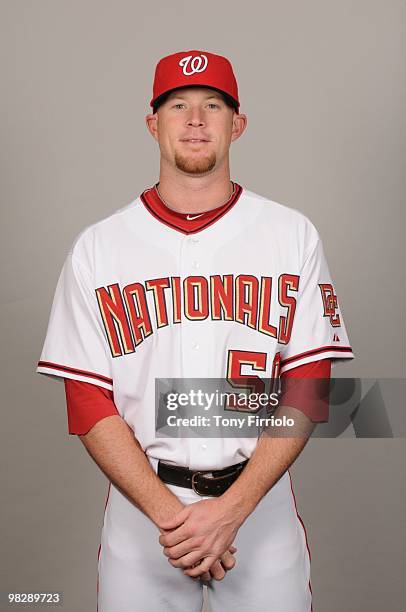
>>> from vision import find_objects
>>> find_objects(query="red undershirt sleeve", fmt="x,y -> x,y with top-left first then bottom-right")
64,378 -> 120,435
279,358 -> 331,422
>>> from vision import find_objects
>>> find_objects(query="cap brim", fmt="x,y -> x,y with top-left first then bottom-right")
151,85 -> 239,113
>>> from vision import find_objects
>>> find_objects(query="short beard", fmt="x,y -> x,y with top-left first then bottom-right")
174,150 -> 217,175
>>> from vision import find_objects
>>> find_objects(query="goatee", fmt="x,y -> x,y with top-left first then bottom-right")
174,151 -> 216,175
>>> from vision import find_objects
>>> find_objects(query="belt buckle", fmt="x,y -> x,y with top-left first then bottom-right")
191,471 -> 206,495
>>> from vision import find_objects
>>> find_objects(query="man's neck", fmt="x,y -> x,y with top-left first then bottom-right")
155,173 -> 234,214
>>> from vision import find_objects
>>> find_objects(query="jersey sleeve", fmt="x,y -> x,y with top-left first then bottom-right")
279,234 -> 354,375
36,249 -> 113,391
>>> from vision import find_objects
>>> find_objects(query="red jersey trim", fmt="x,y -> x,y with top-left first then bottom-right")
140,182 -> 243,235
280,345 -> 354,368
37,360 -> 113,385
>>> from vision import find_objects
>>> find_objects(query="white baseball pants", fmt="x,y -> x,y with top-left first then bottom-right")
97,467 -> 312,612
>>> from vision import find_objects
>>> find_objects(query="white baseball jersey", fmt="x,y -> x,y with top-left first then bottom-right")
37,182 -> 354,469
37,182 -> 354,612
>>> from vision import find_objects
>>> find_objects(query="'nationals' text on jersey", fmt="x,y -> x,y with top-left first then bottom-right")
95,274 -> 340,358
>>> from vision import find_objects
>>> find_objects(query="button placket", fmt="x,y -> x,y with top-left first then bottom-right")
179,233 -> 215,469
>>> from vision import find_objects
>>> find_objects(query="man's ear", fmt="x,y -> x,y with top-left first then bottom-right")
145,112 -> 159,142
231,111 -> 247,143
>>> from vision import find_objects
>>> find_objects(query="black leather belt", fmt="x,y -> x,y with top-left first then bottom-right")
157,459 -> 248,496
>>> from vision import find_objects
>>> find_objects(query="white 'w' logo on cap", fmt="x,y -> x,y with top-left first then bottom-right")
179,54 -> 208,76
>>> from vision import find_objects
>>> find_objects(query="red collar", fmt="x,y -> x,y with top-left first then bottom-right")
140,182 -> 243,235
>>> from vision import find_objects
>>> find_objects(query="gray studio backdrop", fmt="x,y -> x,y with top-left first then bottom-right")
1,1 -> 405,611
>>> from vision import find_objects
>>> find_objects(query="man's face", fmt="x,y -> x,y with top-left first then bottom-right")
146,87 -> 245,176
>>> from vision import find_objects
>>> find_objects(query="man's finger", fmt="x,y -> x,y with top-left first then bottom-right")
219,550 -> 236,571
168,550 -> 206,569
207,559 -> 226,581
159,526 -> 189,548
183,556 -> 217,577
163,537 -> 202,560
186,547 -> 237,582
158,506 -> 190,531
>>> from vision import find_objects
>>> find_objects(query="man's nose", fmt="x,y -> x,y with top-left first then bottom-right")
186,109 -> 205,127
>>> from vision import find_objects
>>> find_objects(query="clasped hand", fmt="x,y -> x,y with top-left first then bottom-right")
158,497 -> 242,581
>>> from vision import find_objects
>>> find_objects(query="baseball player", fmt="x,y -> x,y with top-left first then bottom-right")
37,50 -> 354,611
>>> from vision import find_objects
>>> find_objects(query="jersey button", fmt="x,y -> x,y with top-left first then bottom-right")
192,261 -> 200,269
201,444 -> 207,450
193,342 -> 200,350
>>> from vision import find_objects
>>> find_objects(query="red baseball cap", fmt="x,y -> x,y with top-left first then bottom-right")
150,50 -> 240,113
